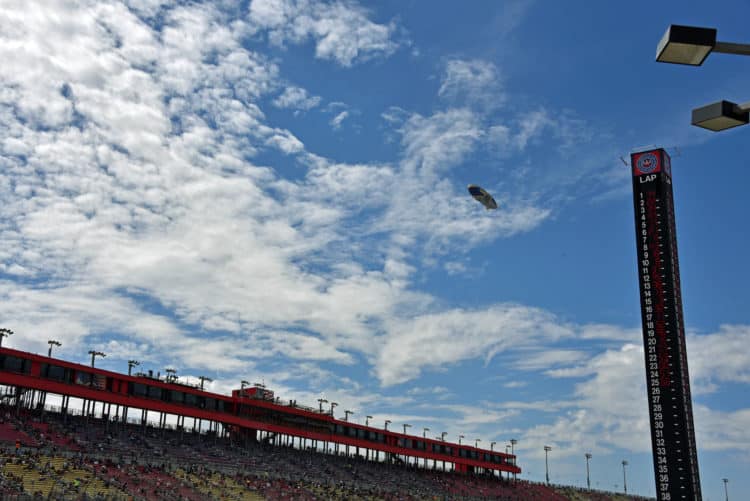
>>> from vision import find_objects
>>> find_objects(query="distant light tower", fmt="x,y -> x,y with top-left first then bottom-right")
47,340 -> 61,357
585,453 -> 592,489
344,410 -> 353,421
384,420 -> 391,431
165,368 -> 177,383
198,376 -> 212,390
441,432 -> 447,441
88,350 -> 105,368
510,438 -> 518,480
0,328 -> 14,347
403,423 -> 411,435
544,446 -> 552,485
241,380 -> 250,391
318,398 -> 328,413
127,360 -> 140,376
490,441 -> 496,452
622,460 -> 629,494
329,401 -> 338,416
458,435 -> 464,445
423,427 -> 430,438
365,415 -> 372,426
475,438 -> 481,448
723,478 -> 729,501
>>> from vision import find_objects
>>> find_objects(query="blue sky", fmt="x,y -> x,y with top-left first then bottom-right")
1,0 -> 749,498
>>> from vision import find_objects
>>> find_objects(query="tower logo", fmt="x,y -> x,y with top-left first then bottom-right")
635,152 -> 659,175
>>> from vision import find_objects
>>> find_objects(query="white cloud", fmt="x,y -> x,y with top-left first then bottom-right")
439,59 -> 504,110
330,110 -> 349,130
376,304 -> 574,386
273,85 -> 321,111
248,0 -> 401,67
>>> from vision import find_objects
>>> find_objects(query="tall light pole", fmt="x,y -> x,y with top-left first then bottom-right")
88,350 -> 105,368
655,25 -> 750,132
241,380 -> 250,391
318,398 -> 328,413
365,415 -> 372,426
723,478 -> 729,501
458,434 -> 464,445
329,401 -> 338,416
490,441 -> 496,452
198,376 -> 212,390
622,460 -> 628,494
127,360 -> 139,376
384,419 -> 391,431
0,328 -> 13,347
544,446 -> 552,485
585,453 -> 592,489
475,438 -> 481,448
423,427 -> 430,438
47,340 -> 61,357
441,432 -> 447,441
403,423 -> 411,434
165,368 -> 177,383
344,410 -> 353,421
511,439 -> 518,480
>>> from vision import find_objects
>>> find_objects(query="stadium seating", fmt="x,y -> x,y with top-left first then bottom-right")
0,405 -> 654,501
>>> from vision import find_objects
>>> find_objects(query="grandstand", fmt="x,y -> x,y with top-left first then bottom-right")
0,347 -> 654,500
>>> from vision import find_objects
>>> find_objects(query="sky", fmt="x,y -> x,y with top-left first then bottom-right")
1,0 -> 749,498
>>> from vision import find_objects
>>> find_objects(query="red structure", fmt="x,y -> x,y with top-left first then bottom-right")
0,347 -> 520,477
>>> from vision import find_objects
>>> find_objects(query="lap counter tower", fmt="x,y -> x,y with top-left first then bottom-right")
631,148 -> 701,500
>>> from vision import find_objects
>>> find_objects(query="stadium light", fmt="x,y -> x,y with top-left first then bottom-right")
344,410 -> 353,421
458,435 -> 464,445
622,460 -> 628,494
656,25 -> 750,66
329,401 -> 338,416
365,415 -> 372,426
317,398 -> 328,413
655,25 -> 750,132
475,438 -> 481,448
692,100 -> 750,131
128,360 -> 140,376
0,328 -> 14,347
490,441 -> 496,452
585,453 -> 592,489
423,427 -> 430,438
403,423 -> 411,434
723,478 -> 729,501
440,432 -> 447,441
198,376 -> 212,390
88,350 -> 106,368
165,368 -> 177,383
47,339 -> 61,357
544,445 -> 552,485
384,419 -> 391,430
241,380 -> 250,391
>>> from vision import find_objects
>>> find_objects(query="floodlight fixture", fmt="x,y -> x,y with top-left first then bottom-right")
692,100 -> 750,131
0,328 -> 13,347
656,24 -> 750,65
89,350 -> 106,368
198,376 -> 213,390
47,339 -> 61,357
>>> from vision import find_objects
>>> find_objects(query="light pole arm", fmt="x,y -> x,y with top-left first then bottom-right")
714,41 -> 750,56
